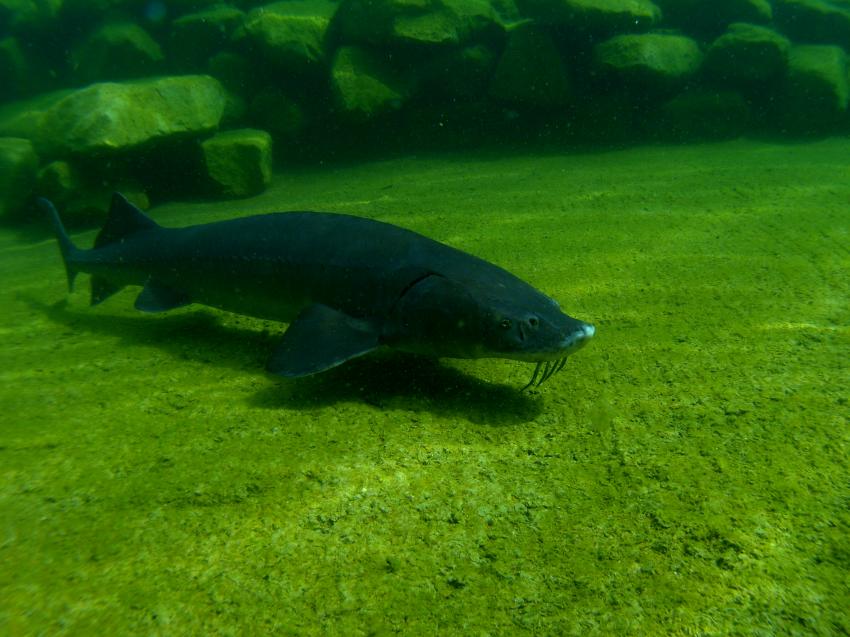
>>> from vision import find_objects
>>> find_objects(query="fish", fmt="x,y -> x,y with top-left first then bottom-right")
40,193 -> 595,389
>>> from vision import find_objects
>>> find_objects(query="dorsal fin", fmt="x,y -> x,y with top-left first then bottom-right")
94,193 -> 159,249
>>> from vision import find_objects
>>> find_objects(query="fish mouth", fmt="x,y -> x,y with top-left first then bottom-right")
520,322 -> 595,391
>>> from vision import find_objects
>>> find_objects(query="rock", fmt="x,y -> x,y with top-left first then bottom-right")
60,0 -> 222,22
62,186 -> 151,225
330,46 -> 410,120
170,4 -> 246,71
71,22 -> 164,83
36,160 -> 79,205
774,0 -> 850,50
0,90 -> 69,141
489,25 -> 571,108
659,89 -> 751,139
0,37 -> 28,101
0,137 -> 38,220
516,0 -> 661,32
393,0 -> 503,46
595,33 -> 703,87
238,0 -> 337,73
656,0 -> 771,35
209,51 -> 257,94
248,88 -> 307,140
201,128 -> 273,198
332,0 -> 506,48
782,44 -> 849,126
1,0 -> 61,35
35,158 -> 149,223
420,43 -> 497,98
36,75 -> 228,156
703,23 -> 790,87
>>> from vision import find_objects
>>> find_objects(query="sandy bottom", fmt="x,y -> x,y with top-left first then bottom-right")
1,139 -> 848,634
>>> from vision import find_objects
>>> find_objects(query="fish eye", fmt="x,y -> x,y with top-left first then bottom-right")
500,319 -> 512,330
527,316 -> 539,327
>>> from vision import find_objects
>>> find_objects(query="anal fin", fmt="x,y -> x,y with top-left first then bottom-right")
268,304 -> 380,377
134,279 -> 191,313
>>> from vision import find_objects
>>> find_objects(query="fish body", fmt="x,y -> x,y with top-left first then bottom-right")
41,194 -> 594,387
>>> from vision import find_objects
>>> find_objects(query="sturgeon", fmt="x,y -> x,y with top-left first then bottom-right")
41,194 -> 595,389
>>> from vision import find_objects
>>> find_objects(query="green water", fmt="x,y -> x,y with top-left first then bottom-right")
1,139 -> 848,635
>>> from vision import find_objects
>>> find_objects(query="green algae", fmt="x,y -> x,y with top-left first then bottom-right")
1,139 -> 848,634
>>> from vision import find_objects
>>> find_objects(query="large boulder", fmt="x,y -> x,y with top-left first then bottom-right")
655,0 -> 771,35
71,22 -> 164,83
35,159 -> 150,224
331,0 -> 508,48
703,23 -> 790,87
0,137 -> 38,220
516,0 -> 661,32
774,0 -> 850,50
237,0 -> 337,73
419,43 -> 498,98
33,75 -> 228,156
330,46 -> 411,120
781,44 -> 849,127
0,37 -> 28,101
36,160 -> 80,206
248,87 -> 307,140
1,0 -> 61,35
659,89 -> 751,139
169,4 -> 246,71
60,0 -> 223,21
595,33 -> 703,87
489,24 -> 571,108
201,128 -> 273,198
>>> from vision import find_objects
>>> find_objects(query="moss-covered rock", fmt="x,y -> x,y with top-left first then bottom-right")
330,46 -> 410,120
489,24 -> 571,108
774,0 -> 850,49
208,51 -> 256,95
0,0 -> 61,35
248,88 -> 307,140
0,36 -> 28,101
656,0 -> 771,35
703,23 -> 790,87
781,44 -> 849,126
0,137 -> 37,219
201,128 -> 273,198
659,89 -> 751,139
516,0 -> 661,32
332,0 -> 507,48
60,0 -> 224,22
35,75 -> 228,156
419,43 -> 498,99
71,22 -> 164,83
238,0 -> 337,73
595,33 -> 703,87
170,5 -> 246,71
394,0 -> 504,46
36,160 -> 79,205
60,185 -> 151,225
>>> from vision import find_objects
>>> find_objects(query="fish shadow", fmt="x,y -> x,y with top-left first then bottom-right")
253,354 -> 541,425
34,298 -> 541,423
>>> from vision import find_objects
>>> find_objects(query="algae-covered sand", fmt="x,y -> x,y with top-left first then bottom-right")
1,139 -> 848,634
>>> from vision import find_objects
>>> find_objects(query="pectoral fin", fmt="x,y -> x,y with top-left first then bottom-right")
267,304 -> 381,377
134,279 -> 191,312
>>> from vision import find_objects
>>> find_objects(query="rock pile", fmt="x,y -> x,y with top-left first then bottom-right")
1,0 -> 849,219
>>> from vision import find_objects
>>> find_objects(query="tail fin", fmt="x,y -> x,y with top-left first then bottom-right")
38,197 -> 81,292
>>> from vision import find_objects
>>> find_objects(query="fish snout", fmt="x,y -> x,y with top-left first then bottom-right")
561,321 -> 595,353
